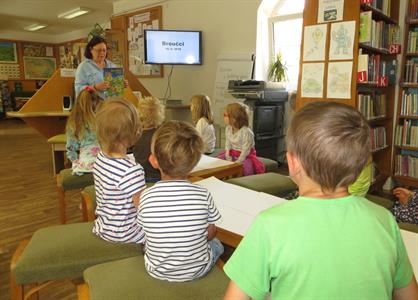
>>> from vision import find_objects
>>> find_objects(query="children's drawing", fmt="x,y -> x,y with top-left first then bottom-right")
303,24 -> 327,62
329,21 -> 355,60
301,63 -> 325,98
327,61 -> 353,99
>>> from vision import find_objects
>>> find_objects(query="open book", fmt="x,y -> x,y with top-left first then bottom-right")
103,67 -> 124,97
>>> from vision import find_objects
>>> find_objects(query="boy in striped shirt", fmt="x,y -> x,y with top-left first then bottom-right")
93,98 -> 146,244
138,121 -> 223,282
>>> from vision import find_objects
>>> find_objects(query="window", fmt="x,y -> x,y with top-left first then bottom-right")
269,0 -> 304,90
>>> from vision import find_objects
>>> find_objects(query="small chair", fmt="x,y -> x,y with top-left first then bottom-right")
47,134 -> 67,176
79,256 -> 229,300
57,168 -> 94,224
10,222 -> 142,300
226,172 -> 297,198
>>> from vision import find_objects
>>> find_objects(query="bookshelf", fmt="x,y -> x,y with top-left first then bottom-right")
394,0 -> 418,188
296,0 -> 400,191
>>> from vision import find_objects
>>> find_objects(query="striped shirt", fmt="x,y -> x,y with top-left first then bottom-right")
93,151 -> 146,243
138,180 -> 221,282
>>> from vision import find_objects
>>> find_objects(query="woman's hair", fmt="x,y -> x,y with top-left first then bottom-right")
84,36 -> 107,59
66,89 -> 101,140
225,102 -> 249,129
95,98 -> 142,153
190,95 -> 214,125
137,97 -> 165,129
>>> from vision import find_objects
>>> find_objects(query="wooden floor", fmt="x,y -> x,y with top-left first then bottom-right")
0,119 -> 80,300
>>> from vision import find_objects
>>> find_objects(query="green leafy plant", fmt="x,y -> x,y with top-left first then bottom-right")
268,52 -> 288,82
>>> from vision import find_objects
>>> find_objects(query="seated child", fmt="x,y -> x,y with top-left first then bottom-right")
218,102 -> 265,176
93,98 -> 146,243
223,102 -> 417,300
190,94 -> 216,154
137,120 -> 223,282
391,187 -> 418,225
133,96 -> 165,182
66,87 -> 101,175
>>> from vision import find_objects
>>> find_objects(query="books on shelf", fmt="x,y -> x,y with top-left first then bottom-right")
395,119 -> 418,147
409,0 -> 418,20
403,59 -> 418,83
359,11 -> 399,50
400,90 -> 418,115
103,67 -> 124,97
361,0 -> 392,17
357,52 -> 397,85
358,93 -> 386,119
407,28 -> 418,53
371,126 -> 387,151
395,154 -> 418,179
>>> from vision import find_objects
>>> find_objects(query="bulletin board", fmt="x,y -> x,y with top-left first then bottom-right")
57,38 -> 87,69
105,29 -> 125,67
125,6 -> 163,78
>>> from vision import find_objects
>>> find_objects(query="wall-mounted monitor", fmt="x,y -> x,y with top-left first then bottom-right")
144,30 -> 202,65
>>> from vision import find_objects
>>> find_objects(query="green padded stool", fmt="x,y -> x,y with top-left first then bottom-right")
83,256 -> 229,300
226,172 -> 297,197
47,134 -> 67,176
57,168 -> 94,224
399,222 -> 418,233
365,194 -> 395,210
11,222 -> 142,299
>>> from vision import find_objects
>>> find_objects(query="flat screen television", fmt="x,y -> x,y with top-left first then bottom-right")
144,30 -> 202,65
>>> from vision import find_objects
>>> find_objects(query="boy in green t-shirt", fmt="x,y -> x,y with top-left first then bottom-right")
223,102 -> 417,300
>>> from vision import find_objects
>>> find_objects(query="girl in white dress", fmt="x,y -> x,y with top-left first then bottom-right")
190,95 -> 216,154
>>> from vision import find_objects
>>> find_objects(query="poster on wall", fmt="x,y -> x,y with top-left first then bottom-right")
317,0 -> 344,23
329,21 -> 355,60
59,42 -> 86,69
301,63 -> 325,98
23,56 -> 56,79
303,24 -> 327,62
0,42 -> 18,63
327,61 -> 353,99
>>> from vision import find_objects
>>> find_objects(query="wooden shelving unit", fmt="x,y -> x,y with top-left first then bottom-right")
393,0 -> 418,188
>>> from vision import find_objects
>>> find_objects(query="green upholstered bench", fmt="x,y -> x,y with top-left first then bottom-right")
399,222 -> 418,233
11,222 -> 142,299
82,256 -> 229,300
226,172 -> 297,198
365,194 -> 395,210
57,168 -> 94,223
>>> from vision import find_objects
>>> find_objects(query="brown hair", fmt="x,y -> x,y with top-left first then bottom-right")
137,96 -> 165,129
66,89 -> 101,139
286,102 -> 371,191
190,95 -> 214,125
95,98 -> 142,153
225,102 -> 249,129
84,36 -> 107,59
151,121 -> 203,178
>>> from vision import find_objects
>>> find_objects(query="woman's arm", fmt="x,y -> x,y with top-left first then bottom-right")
393,187 -> 415,205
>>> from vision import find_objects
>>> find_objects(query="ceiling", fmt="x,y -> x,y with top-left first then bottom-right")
0,0 -> 118,42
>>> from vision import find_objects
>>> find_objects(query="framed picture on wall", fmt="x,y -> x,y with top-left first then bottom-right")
23,56 -> 56,79
0,42 -> 18,63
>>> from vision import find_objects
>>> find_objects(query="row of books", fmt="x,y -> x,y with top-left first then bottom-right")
407,30 -> 418,53
357,53 -> 397,85
359,11 -> 400,50
394,120 -> 418,147
361,0 -> 392,17
394,154 -> 418,179
409,0 -> 418,20
358,93 -> 386,119
400,90 -> 418,116
403,59 -> 418,83
371,126 -> 387,151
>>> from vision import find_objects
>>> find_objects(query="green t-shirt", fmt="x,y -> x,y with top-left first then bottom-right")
224,195 -> 413,300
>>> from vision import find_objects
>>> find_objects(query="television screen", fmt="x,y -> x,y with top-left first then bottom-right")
144,30 -> 202,65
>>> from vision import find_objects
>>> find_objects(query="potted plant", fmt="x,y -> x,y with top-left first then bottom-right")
268,52 -> 288,82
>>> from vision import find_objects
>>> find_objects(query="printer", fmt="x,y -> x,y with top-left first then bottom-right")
228,80 -> 288,102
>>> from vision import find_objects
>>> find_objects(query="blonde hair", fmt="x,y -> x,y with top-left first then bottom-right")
225,102 -> 249,129
286,102 -> 371,191
190,95 -> 214,125
137,96 -> 165,129
66,89 -> 101,139
151,121 -> 203,178
95,98 -> 142,153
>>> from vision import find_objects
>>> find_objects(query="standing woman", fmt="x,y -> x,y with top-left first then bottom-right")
75,36 -> 117,99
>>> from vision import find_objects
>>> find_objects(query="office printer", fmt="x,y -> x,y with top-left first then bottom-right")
228,80 -> 288,102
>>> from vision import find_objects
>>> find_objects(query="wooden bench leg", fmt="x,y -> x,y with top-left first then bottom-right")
56,185 -> 66,224
10,240 -> 34,300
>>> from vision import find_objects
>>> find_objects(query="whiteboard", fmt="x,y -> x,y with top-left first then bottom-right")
213,54 -> 253,125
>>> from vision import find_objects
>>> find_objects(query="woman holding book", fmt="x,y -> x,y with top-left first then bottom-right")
75,36 -> 127,99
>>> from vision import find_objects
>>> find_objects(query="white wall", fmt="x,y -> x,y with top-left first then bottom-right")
113,0 -> 261,103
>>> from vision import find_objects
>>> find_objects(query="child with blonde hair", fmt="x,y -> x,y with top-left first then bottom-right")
93,98 -> 146,243
66,87 -> 101,175
223,102 -> 417,300
133,96 -> 165,182
138,121 -> 223,282
218,102 -> 265,176
190,94 -> 216,154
